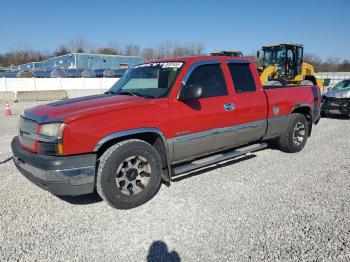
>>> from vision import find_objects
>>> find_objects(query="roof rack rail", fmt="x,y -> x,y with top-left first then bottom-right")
210,51 -> 243,57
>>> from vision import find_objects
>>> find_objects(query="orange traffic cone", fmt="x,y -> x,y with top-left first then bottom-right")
4,103 -> 13,116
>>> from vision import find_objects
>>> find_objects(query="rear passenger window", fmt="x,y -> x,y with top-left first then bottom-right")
228,63 -> 256,93
186,64 -> 228,98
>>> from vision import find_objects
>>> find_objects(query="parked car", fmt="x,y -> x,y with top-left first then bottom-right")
11,56 -> 321,209
321,79 -> 350,117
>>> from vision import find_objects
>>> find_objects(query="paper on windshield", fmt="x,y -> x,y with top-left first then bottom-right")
135,62 -> 183,69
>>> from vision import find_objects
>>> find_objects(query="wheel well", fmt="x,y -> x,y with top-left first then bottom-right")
96,132 -> 168,169
291,106 -> 312,136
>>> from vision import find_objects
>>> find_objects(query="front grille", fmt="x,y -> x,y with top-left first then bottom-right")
19,117 -> 38,134
20,135 -> 36,148
19,116 -> 38,149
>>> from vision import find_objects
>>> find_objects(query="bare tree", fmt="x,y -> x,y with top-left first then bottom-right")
154,41 -> 204,58
304,53 -> 322,71
324,56 -> 341,72
106,42 -> 122,55
339,59 -> 350,72
97,47 -> 118,55
141,47 -> 157,61
54,45 -> 71,56
156,41 -> 174,58
172,46 -> 190,57
124,44 -> 140,56
0,47 -> 49,67
69,37 -> 89,53
187,42 -> 205,56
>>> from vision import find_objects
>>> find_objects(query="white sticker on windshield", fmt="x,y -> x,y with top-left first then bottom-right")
161,62 -> 183,68
135,62 -> 183,69
135,63 -> 157,68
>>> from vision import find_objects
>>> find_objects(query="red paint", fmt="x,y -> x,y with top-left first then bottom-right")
23,56 -> 320,155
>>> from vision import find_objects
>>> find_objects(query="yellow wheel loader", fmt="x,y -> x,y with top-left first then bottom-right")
257,44 -> 324,87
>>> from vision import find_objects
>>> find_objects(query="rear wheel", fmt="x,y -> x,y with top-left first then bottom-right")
96,139 -> 162,209
300,80 -> 314,86
278,113 -> 309,153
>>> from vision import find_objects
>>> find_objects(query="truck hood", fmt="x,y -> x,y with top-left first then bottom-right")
323,88 -> 350,99
24,94 -> 150,123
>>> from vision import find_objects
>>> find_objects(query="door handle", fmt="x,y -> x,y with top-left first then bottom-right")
224,103 -> 235,111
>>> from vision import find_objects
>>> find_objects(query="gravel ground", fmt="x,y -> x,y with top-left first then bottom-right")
1,101 -> 350,261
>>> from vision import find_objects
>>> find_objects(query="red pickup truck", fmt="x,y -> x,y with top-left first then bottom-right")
12,56 -> 320,209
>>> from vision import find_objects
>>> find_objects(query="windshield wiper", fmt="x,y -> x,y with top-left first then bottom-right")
105,90 -> 117,95
108,90 -> 155,99
118,91 -> 141,97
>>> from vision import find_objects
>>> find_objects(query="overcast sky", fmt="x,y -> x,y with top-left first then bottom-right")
2,0 -> 350,60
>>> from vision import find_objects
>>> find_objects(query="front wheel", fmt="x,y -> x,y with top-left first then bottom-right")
96,139 -> 162,209
278,113 -> 309,153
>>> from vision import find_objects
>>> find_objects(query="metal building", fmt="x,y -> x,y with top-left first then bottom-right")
14,53 -> 144,72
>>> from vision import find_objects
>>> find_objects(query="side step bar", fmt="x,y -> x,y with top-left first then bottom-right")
172,143 -> 267,176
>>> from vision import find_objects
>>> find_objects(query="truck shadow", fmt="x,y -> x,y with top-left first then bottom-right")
56,155 -> 257,205
57,192 -> 102,205
171,154 -> 256,182
321,115 -> 350,120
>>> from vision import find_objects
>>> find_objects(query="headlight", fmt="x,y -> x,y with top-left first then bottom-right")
38,123 -> 65,155
39,123 -> 65,137
341,91 -> 350,98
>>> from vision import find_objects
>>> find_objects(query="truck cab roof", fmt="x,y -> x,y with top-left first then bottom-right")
144,55 -> 252,64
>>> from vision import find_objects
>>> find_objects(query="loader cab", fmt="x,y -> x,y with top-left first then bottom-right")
260,44 -> 303,80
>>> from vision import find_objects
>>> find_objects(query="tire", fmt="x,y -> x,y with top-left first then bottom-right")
96,139 -> 162,209
265,80 -> 284,87
278,113 -> 309,153
300,80 -> 314,86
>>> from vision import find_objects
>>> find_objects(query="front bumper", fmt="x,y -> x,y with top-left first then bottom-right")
321,97 -> 350,115
11,136 -> 96,196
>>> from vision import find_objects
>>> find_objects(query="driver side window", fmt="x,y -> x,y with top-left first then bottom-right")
186,64 -> 228,98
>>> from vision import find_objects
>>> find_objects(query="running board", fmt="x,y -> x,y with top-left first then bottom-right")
172,143 -> 267,176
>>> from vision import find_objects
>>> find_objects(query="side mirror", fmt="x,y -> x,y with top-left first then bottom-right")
256,50 -> 260,58
179,84 -> 202,101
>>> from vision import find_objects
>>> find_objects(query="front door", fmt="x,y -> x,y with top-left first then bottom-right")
170,62 -> 234,163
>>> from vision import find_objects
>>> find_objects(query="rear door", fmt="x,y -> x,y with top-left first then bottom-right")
170,61 -> 235,163
221,61 -> 268,147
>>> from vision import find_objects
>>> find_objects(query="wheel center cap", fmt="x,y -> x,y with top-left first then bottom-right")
126,168 -> 138,181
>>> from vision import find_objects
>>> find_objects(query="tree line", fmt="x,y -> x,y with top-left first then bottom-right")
0,39 -> 205,68
0,38 -> 349,72
303,53 -> 350,72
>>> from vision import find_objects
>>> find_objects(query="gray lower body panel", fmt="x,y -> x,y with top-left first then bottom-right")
11,136 -> 96,196
169,120 -> 268,164
264,115 -> 288,139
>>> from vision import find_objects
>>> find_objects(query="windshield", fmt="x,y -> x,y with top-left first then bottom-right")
108,62 -> 184,98
263,46 -> 286,67
333,80 -> 350,90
